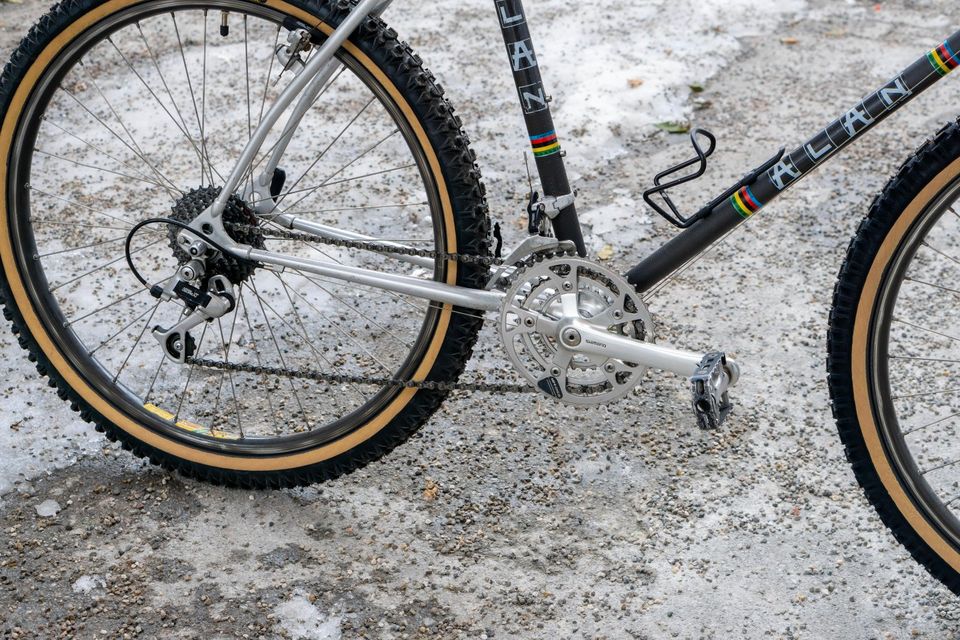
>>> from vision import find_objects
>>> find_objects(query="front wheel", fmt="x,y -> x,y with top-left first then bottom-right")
0,0 -> 491,488
830,119 -> 960,594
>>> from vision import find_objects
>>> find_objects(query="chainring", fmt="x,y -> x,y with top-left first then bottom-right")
499,254 -> 654,406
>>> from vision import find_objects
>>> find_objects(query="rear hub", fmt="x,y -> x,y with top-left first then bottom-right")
167,186 -> 266,285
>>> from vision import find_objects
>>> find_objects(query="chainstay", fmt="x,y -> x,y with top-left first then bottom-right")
185,356 -> 534,393
204,223 -> 574,393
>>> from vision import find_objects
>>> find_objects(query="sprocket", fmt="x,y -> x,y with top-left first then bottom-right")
167,186 -> 265,284
499,254 -> 654,406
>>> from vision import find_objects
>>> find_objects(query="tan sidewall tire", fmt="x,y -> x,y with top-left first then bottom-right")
0,0 -> 484,477
850,155 -> 960,573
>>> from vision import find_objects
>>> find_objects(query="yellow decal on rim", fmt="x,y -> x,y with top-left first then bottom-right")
144,403 -> 240,441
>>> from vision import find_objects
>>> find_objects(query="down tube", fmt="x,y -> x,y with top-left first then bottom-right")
627,29 -> 960,293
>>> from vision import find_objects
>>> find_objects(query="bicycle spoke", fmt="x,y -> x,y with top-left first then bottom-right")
213,313 -> 244,437
257,26 -> 282,129
893,388 -> 960,401
78,62 -> 183,198
58,87 -> 181,200
89,300 -> 160,356
200,10 -> 211,186
920,240 -> 960,270
171,11 -> 212,186
893,317 -> 960,344
238,289 -> 284,426
291,201 -> 429,216
281,127 -> 402,211
903,411 -> 960,436
37,233 -> 130,258
921,457 -> 960,476
889,355 -> 960,364
111,300 -> 162,383
174,322 -> 209,423
49,243 -> 152,293
269,95 -> 376,209
247,277 -> 309,422
247,277 -> 369,404
27,185 -> 157,229
903,275 -> 960,298
290,268 -> 414,349
65,282 -> 155,327
107,35 -> 208,175
137,21 -> 196,142
272,274 -> 372,402
39,119 -> 173,190
244,14 -> 253,197
34,148 -> 172,191
253,162 -> 416,208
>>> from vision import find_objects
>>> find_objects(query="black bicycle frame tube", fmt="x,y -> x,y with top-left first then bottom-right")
495,0 -> 586,256
627,28 -> 960,293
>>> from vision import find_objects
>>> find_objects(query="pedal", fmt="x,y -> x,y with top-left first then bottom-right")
690,352 -> 733,430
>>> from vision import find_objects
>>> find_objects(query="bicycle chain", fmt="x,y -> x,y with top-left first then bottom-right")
229,220 -> 506,268
184,356 -> 533,393
181,221 -> 563,393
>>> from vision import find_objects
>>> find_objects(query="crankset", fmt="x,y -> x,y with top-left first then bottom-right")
498,252 -> 739,426
500,253 -> 653,406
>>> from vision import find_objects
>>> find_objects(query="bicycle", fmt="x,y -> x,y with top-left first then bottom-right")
0,0 -> 959,593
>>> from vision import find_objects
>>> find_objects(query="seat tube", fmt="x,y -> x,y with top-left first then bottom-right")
494,0 -> 586,256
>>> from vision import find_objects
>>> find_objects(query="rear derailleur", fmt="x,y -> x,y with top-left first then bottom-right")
148,242 -> 236,364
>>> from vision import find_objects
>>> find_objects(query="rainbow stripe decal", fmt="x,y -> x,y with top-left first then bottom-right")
530,130 -> 560,158
928,41 -> 959,76
730,185 -> 763,218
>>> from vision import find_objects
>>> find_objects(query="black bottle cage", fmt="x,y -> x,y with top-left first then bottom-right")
643,127 -> 785,229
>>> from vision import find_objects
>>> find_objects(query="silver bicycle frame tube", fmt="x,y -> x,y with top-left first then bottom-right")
244,246 -> 504,311
208,0 -> 391,218
253,58 -> 342,201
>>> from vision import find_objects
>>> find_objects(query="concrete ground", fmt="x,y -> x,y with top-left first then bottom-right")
2,0 -> 960,638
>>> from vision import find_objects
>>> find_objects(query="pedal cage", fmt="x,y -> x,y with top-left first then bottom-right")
690,351 -> 733,430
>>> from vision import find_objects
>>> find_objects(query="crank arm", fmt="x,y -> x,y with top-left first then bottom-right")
560,319 -> 740,382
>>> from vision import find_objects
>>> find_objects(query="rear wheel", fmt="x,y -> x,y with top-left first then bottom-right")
0,0 -> 490,487
830,119 -> 960,594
